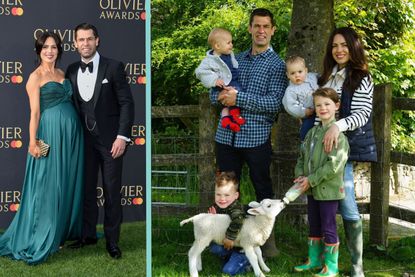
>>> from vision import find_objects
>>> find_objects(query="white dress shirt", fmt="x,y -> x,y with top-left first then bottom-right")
77,52 -> 100,102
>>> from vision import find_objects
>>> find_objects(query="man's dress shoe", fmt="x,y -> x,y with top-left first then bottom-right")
107,244 -> 122,259
68,237 -> 97,249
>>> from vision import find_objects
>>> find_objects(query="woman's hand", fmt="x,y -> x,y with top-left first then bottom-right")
323,124 -> 340,153
28,143 -> 41,159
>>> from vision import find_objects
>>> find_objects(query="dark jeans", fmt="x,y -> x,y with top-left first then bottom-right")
210,243 -> 250,275
216,140 -> 273,201
300,114 -> 316,141
307,195 -> 339,244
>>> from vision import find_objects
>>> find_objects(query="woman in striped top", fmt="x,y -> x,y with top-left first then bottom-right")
317,27 -> 377,277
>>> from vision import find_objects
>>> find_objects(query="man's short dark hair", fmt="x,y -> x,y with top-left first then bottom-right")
249,8 -> 275,27
74,23 -> 99,39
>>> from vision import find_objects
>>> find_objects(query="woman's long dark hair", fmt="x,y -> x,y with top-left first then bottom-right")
35,31 -> 63,66
318,27 -> 369,94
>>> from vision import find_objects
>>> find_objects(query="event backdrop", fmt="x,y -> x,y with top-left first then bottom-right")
0,0 -> 146,228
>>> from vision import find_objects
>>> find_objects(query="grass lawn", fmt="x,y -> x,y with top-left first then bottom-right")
152,214 -> 415,277
0,221 -> 146,277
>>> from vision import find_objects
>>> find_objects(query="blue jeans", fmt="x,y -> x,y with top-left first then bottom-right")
338,162 -> 361,221
300,114 -> 316,141
210,243 -> 250,275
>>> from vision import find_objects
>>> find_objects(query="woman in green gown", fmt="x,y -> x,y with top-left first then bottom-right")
0,32 -> 84,264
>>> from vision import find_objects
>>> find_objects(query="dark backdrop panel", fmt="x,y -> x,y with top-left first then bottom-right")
0,0 -> 146,228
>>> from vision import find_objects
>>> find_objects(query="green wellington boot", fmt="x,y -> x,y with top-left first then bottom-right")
343,219 -> 365,277
313,243 -> 339,277
294,237 -> 323,272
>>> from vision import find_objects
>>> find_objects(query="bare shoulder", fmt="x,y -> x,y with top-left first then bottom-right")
26,69 -> 41,90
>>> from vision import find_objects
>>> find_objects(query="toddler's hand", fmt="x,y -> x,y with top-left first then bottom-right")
208,206 -> 217,214
223,238 -> 234,250
305,108 -> 314,117
215,79 -> 225,88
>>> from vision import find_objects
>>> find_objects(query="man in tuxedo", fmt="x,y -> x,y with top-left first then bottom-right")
66,23 -> 134,259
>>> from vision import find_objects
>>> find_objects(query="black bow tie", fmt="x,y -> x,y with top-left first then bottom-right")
80,61 -> 93,73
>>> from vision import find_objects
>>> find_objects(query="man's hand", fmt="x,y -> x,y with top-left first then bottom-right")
208,206 -> 217,214
223,238 -> 234,250
323,124 -> 340,153
111,138 -> 127,159
218,87 -> 237,106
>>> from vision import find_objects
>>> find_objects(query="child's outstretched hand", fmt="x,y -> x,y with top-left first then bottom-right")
208,206 -> 217,214
215,79 -> 225,88
223,238 -> 234,250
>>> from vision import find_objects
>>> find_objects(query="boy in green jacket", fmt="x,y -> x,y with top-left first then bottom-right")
293,87 -> 349,277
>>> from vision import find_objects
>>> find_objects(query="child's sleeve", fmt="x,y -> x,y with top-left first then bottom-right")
225,206 -> 245,241
282,87 -> 307,118
294,134 -> 307,177
195,58 -> 220,88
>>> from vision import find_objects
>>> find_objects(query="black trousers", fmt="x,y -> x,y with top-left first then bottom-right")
215,140 -> 273,201
82,131 -> 123,246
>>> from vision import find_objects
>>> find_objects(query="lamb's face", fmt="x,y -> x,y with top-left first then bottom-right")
260,199 -> 286,218
247,199 -> 286,218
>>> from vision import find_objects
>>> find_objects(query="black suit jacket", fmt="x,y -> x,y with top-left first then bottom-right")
66,56 -> 135,148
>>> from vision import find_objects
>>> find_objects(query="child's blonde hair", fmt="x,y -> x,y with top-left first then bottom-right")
285,55 -> 306,68
207,28 -> 231,48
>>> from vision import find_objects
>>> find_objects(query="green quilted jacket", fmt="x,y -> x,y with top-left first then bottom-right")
295,120 -> 349,201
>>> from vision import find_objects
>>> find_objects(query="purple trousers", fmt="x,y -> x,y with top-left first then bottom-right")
307,195 -> 339,244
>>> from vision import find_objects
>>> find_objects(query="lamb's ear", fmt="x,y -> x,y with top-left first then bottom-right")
247,206 -> 265,215
247,208 -> 259,215
248,201 -> 260,208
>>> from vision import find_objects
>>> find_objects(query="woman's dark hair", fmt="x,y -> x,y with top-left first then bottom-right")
318,27 -> 369,94
35,31 -> 63,66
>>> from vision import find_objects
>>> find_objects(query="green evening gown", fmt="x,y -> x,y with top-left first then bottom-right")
0,79 -> 84,265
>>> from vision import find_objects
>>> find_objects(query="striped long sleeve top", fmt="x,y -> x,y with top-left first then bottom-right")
323,66 -> 374,132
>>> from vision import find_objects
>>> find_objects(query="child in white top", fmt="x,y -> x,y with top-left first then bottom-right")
282,56 -> 318,140
195,28 -> 245,132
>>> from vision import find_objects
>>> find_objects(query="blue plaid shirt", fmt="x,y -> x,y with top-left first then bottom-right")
210,48 -> 287,148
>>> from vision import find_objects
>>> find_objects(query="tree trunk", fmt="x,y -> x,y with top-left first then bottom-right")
286,0 -> 334,72
273,0 -> 334,198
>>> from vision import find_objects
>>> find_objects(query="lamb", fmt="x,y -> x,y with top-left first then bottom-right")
180,198 -> 286,277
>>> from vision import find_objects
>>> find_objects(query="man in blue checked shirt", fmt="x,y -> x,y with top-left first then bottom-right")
210,8 -> 288,258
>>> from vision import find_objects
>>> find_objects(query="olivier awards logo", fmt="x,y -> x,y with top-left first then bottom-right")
125,62 -> 146,85
99,0 -> 145,21
130,124 -> 145,146
0,60 -> 24,84
96,185 -> 144,207
0,0 -> 24,16
0,190 -> 21,213
33,28 -> 77,52
0,127 -> 23,149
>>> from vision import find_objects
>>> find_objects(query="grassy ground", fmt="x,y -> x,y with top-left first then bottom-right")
152,215 -> 415,277
0,221 -> 145,277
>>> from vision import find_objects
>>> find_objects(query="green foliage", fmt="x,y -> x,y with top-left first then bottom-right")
388,236 -> 415,262
335,0 -> 415,152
